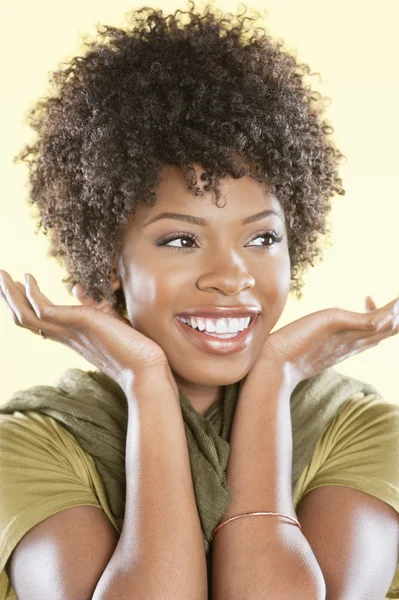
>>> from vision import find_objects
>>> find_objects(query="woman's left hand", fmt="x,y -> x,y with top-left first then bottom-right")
246,295 -> 399,391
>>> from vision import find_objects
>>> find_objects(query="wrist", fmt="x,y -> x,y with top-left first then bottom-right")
123,361 -> 179,404
240,357 -> 296,399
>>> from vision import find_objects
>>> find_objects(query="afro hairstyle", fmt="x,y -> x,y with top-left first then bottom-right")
14,0 -> 346,318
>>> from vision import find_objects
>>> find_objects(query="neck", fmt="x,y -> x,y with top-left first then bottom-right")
172,374 -> 224,416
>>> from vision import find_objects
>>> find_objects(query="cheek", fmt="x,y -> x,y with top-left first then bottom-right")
280,258 -> 292,298
259,252 -> 290,296
123,267 -> 173,329
258,255 -> 291,327
275,248 -> 291,293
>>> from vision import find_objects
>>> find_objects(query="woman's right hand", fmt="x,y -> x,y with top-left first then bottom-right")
0,270 -> 174,397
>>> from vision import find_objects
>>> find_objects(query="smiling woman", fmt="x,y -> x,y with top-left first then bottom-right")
109,162 -> 293,413
0,2 -> 398,600
11,2 -> 345,324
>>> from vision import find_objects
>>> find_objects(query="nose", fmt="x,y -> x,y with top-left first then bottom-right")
196,257 -> 255,295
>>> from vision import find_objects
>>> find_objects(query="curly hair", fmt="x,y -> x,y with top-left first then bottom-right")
14,0 -> 346,319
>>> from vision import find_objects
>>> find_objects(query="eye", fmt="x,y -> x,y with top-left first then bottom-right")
156,230 -> 284,251
156,232 -> 199,251
247,230 -> 284,248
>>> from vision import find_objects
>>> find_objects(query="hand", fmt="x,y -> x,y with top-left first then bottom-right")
255,295 -> 399,390
0,270 -> 175,396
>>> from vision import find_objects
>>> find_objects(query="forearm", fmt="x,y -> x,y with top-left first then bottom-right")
211,365 -> 326,600
93,366 -> 207,600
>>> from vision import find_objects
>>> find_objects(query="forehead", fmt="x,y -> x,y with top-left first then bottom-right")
133,162 -> 284,226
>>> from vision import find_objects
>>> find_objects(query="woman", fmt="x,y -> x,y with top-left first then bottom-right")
0,2 -> 398,599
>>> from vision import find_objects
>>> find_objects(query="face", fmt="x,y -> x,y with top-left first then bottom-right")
106,163 -> 292,414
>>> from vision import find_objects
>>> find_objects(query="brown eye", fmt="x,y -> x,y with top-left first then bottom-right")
157,232 -> 198,250
156,230 -> 284,251
247,231 -> 284,248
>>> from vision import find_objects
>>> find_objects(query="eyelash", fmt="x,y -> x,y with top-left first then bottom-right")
157,230 -> 284,251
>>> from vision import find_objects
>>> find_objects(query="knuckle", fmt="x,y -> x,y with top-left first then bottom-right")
390,320 -> 399,335
368,318 -> 379,330
326,307 -> 340,323
37,305 -> 50,319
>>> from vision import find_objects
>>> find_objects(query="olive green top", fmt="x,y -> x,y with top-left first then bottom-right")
0,367 -> 398,598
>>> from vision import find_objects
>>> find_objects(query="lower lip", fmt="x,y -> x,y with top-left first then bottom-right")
175,314 -> 259,355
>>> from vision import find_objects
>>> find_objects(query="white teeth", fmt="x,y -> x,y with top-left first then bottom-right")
226,318 -> 239,332
215,319 -> 231,333
196,318 -> 206,331
178,316 -> 252,333
204,318 -> 216,333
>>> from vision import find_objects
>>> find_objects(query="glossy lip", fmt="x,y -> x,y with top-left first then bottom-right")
175,313 -> 259,355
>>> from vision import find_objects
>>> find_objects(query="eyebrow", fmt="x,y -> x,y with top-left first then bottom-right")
142,208 -> 283,228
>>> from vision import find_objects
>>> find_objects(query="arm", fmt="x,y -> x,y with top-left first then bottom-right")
93,364 -> 207,600
211,364 -> 326,600
295,395 -> 399,599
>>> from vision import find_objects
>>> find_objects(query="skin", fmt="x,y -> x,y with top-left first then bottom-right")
1,162 -> 398,599
75,162 -> 292,416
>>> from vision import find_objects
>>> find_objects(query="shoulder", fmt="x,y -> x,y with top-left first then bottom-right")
0,409 -> 103,511
0,409 -> 94,476
294,393 -> 399,600
324,391 -> 399,460
0,410 -> 107,597
295,390 -> 399,514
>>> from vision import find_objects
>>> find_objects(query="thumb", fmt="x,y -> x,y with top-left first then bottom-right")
95,299 -> 131,325
365,295 -> 377,312
72,283 -> 130,325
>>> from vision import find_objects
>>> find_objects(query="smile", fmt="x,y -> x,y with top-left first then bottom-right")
175,314 -> 259,355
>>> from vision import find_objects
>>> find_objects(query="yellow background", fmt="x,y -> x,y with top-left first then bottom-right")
0,0 -> 398,405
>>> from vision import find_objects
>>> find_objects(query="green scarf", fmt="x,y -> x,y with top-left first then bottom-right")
0,367 -> 378,591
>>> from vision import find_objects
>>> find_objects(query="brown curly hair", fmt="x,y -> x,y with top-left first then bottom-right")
14,0 -> 346,319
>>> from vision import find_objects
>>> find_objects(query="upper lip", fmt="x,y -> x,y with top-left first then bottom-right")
176,306 -> 261,319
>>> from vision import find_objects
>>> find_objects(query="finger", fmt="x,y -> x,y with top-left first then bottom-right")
331,307 -> 379,332
72,282 -> 130,325
96,299 -> 131,325
348,307 -> 399,346
24,273 -> 55,319
22,274 -> 88,326
14,281 -> 27,295
335,296 -> 399,333
0,270 -> 92,347
365,295 -> 377,311
0,271 -> 33,325
352,312 -> 398,350
0,286 -> 20,324
0,276 -> 42,335
23,276 -> 96,336
0,271 -> 59,337
370,297 -> 399,332
14,281 -> 46,335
